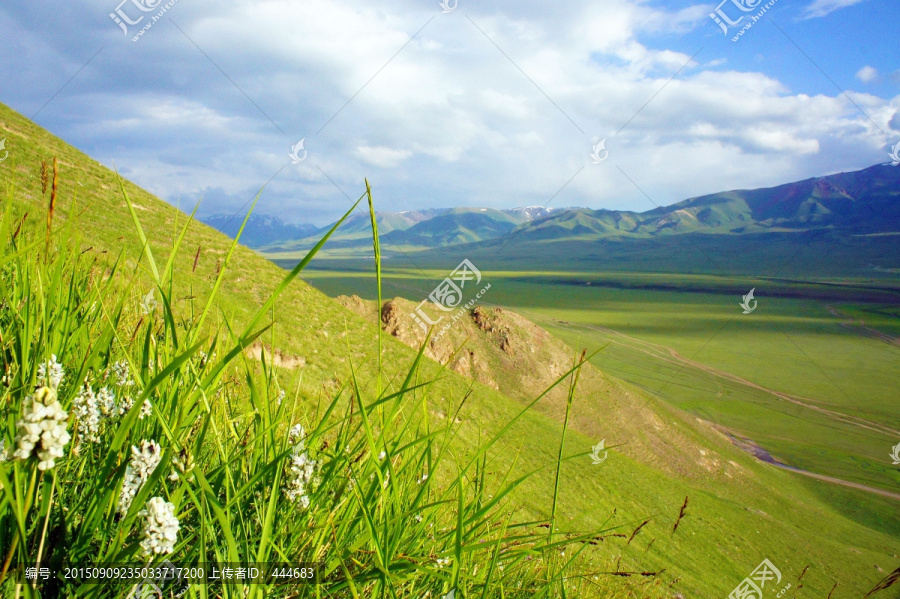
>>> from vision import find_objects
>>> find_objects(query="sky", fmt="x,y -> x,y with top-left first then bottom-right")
1,0 -> 898,226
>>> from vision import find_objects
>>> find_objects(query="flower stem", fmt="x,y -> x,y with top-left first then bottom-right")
33,475 -> 57,589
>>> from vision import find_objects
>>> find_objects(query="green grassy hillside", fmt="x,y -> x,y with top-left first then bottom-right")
307,268 -> 900,539
500,164 -> 900,240
1,101 -> 899,598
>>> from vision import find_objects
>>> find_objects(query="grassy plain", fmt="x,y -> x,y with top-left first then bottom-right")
302,268 -> 900,540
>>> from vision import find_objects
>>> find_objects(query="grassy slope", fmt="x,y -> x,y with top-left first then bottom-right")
2,101 -> 898,597
309,270 -> 900,527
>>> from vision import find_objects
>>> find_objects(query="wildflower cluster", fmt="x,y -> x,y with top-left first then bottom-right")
138,497 -> 180,556
106,360 -> 144,417
71,366 -> 151,445
119,440 -> 163,515
72,385 -> 102,442
37,354 -> 64,389
12,386 -> 71,470
168,449 -> 195,481
283,425 -> 319,509
113,360 -> 133,387
98,386 -> 117,417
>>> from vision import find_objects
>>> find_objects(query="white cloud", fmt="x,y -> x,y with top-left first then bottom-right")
145,1 -> 894,219
802,0 -> 868,19
1,0 -> 894,224
855,66 -> 878,83
354,146 -> 412,168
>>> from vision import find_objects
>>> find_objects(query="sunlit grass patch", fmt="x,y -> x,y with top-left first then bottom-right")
0,176 -> 662,598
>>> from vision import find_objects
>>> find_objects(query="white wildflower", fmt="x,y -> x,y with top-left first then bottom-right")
435,557 -> 450,568
378,450 -> 386,461
72,385 -> 102,443
277,390 -> 285,405
119,440 -> 163,515
113,361 -> 133,387
36,355 -> 64,389
168,450 -> 194,482
117,395 -> 134,416
282,432 -> 317,509
12,386 -> 70,470
417,473 -> 429,485
414,514 -> 423,523
0,439 -> 7,462
288,424 -> 305,444
138,497 -> 179,556
98,387 -> 117,417
139,400 -> 152,420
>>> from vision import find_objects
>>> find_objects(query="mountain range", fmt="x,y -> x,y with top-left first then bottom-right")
200,213 -> 318,248
203,206 -> 564,250
512,163 -> 900,241
205,165 -> 900,259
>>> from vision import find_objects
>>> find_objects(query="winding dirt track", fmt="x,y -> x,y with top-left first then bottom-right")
824,304 -> 900,346
769,463 -> 900,501
519,311 -> 900,501
538,317 -> 900,438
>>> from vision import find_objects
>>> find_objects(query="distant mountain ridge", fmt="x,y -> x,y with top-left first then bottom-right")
207,206 -> 567,250
201,213 -> 318,248
208,164 -> 900,253
509,164 -> 900,242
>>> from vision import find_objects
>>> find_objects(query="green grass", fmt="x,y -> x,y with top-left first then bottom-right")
3,100 -> 900,598
0,180 -> 660,598
301,270 -> 900,538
